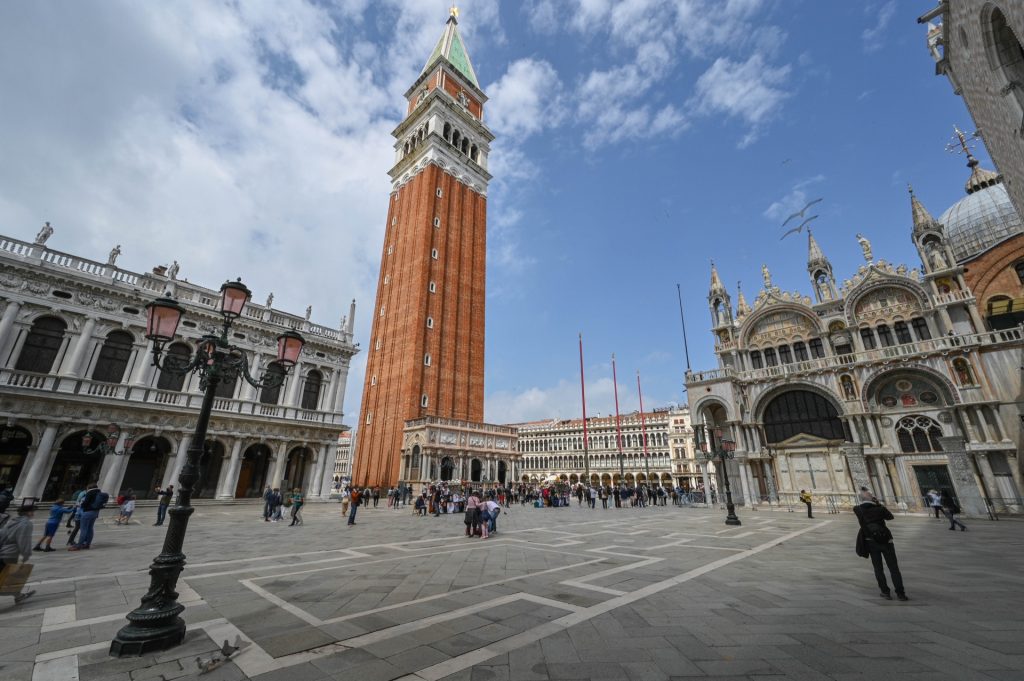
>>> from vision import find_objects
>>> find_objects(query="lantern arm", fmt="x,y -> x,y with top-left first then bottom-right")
222,348 -> 291,390
149,334 -> 216,375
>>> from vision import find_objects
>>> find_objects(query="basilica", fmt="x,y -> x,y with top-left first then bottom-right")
686,151 -> 1023,515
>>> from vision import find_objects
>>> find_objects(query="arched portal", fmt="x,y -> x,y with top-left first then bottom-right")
121,436 -> 173,499
194,440 -> 225,499
235,443 -> 273,498
43,431 -> 106,500
440,457 -> 455,482
0,426 -> 32,491
497,460 -> 507,484
470,458 -> 482,482
283,446 -> 312,492
762,390 -> 846,443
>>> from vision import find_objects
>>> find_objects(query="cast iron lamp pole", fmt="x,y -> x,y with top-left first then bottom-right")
699,427 -> 741,526
110,279 -> 304,657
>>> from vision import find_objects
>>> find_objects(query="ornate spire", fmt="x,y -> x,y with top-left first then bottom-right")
909,184 -> 942,235
422,6 -> 479,88
948,125 -> 1002,195
708,260 -> 727,297
807,229 -> 828,269
736,282 -> 750,317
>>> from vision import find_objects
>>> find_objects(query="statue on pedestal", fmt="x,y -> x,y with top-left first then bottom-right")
34,222 -> 54,245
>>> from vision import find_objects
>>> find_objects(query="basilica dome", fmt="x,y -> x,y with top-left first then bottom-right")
939,162 -> 1023,263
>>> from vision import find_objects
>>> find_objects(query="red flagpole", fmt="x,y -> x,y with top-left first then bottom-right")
612,354 -> 624,479
637,371 -> 651,483
579,333 -> 590,481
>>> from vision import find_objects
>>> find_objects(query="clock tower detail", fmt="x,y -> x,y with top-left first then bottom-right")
353,10 -> 493,487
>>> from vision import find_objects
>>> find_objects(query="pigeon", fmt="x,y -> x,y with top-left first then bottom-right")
781,198 -> 823,227
220,635 -> 250,657
780,215 -> 819,240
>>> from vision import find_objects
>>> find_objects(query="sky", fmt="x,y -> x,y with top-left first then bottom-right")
0,0 -> 991,427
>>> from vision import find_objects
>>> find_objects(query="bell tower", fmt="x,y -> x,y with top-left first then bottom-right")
353,8 -> 494,487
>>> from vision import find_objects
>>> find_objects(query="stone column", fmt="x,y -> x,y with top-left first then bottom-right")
311,443 -> 332,498
735,460 -> 752,506
162,433 -> 191,488
333,363 -> 351,414
239,353 -> 262,402
937,436 -> 987,517
700,462 -> 712,507
0,300 -> 22,362
130,339 -> 155,387
284,362 -> 304,407
271,441 -> 288,489
99,431 -> 131,494
14,423 -> 60,499
873,457 -> 897,503
972,406 -> 992,443
974,452 -> 999,510
217,439 -> 244,499
840,443 -> 869,499
59,316 -> 97,377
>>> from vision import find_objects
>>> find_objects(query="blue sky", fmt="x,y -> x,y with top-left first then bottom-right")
0,0 -> 989,425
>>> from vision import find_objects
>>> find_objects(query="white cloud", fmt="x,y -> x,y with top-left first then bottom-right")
862,1 -> 896,54
486,58 -> 566,139
689,53 -> 791,147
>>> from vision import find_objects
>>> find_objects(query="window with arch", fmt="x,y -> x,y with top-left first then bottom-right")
15,316 -> 67,374
424,353 -> 432,366
216,372 -> 237,399
301,369 -> 323,410
877,324 -> 894,347
421,393 -> 429,408
411,444 -> 421,468
778,345 -> 793,364
254,363 -> 283,405
793,342 -> 808,361
431,248 -> 438,260
156,342 -> 192,391
809,338 -> 825,358
429,281 -> 436,293
763,390 -> 847,443
91,330 -> 134,383
895,415 -> 943,453
763,347 -> 777,367
1015,261 -> 1024,284
986,7 -> 1024,113
894,321 -> 913,345
911,317 -> 931,341
426,317 -> 434,329
860,328 -> 877,350
952,358 -> 975,386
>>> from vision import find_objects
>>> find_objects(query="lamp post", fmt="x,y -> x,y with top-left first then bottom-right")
110,279 -> 304,657
699,427 -> 741,526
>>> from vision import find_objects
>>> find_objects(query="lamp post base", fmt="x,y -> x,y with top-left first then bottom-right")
109,617 -> 185,657
725,514 -> 742,526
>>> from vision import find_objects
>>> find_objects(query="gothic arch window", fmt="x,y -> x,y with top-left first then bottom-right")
763,390 -> 846,443
411,444 -> 421,468
156,342 -> 192,391
301,369 -> 323,410
443,123 -> 451,141
260,362 -> 286,405
14,316 -> 66,374
952,358 -> 975,386
461,138 -> 469,154
470,145 -> 478,162
895,415 -> 943,453
452,130 -> 461,147
91,330 -> 134,383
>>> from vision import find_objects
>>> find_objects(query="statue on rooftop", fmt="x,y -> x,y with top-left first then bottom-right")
167,260 -> 180,280
107,244 -> 121,266
856,233 -> 873,263
34,222 -> 53,245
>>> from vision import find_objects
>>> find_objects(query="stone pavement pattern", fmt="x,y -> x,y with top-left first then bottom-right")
2,501 -> 1023,681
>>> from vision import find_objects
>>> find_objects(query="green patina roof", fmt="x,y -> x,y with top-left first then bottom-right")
421,18 -> 479,89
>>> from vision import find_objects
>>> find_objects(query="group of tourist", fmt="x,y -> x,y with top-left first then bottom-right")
260,486 -> 306,526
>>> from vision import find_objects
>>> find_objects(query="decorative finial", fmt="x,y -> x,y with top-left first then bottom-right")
450,3 -> 459,19
946,124 -> 979,167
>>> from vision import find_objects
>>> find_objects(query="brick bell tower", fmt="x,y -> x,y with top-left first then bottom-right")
353,7 -> 493,487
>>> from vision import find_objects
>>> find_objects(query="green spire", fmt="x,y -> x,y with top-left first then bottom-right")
421,14 -> 479,88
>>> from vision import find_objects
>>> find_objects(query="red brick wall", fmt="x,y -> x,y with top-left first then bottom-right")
963,234 -> 1024,313
353,165 -> 487,487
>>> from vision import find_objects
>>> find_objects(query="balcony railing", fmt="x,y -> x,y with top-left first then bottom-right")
0,368 -> 343,426
687,327 -> 1023,384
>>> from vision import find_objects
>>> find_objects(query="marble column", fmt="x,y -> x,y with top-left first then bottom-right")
937,436 -> 987,516
217,439 -> 244,499
239,353 -> 262,402
163,434 -> 191,488
333,363 -> 350,414
14,423 -> 60,499
0,300 -> 22,362
130,340 -> 155,387
284,362 -> 304,407
840,443 -> 869,499
271,441 -> 289,489
59,316 -> 97,377
99,431 -> 131,494
973,452 -> 999,509
700,462 -> 712,507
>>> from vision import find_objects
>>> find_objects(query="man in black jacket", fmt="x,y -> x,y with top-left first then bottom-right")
853,489 -> 908,601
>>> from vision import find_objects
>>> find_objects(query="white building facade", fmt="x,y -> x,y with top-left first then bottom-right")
512,407 -> 696,489
333,431 -> 353,483
0,229 -> 358,502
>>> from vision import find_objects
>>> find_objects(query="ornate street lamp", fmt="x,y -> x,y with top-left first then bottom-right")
699,427 -> 741,526
111,279 -> 304,657
81,423 -> 134,456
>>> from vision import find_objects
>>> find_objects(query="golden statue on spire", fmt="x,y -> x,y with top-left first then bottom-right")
450,3 -> 459,19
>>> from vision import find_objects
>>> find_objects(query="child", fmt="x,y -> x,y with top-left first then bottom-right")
34,499 -> 74,552
115,495 -> 136,525
414,494 -> 426,516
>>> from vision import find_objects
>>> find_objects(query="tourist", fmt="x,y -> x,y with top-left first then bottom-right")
115,494 -> 136,525
600,486 -> 609,509
0,498 -> 37,604
348,487 -> 361,525
69,483 -> 108,551
481,495 -> 500,534
372,486 -> 380,508
415,494 -> 427,516
34,499 -> 73,552
340,486 -> 351,517
940,489 -> 967,531
853,489 -> 907,601
289,488 -> 304,526
464,490 -> 486,538
800,489 -> 814,518
262,485 -> 274,521
926,489 -> 942,519
154,485 -> 174,526
271,488 -> 284,521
